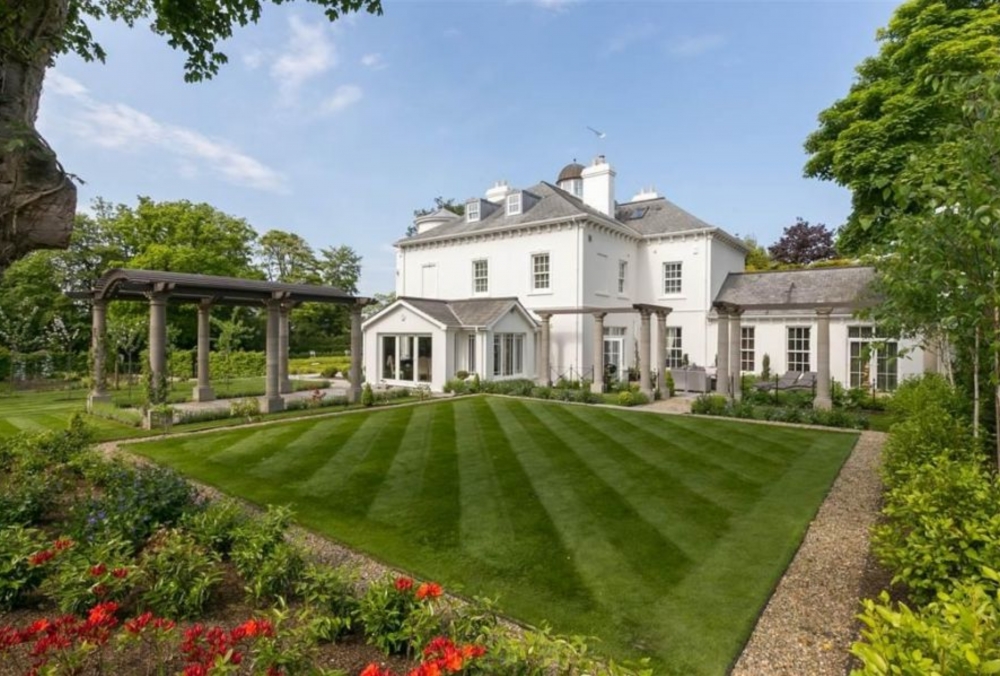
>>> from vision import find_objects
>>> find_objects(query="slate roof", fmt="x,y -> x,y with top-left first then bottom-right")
714,266 -> 877,310
399,182 -> 637,245
400,179 -> 737,246
615,197 -> 715,236
395,297 -> 536,328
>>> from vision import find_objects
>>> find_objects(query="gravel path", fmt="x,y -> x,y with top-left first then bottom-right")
731,430 -> 887,676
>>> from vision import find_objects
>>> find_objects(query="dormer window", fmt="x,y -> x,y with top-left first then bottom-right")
466,201 -> 480,223
506,192 -> 522,216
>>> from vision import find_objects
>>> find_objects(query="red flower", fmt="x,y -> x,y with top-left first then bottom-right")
125,612 -> 153,635
28,550 -> 55,566
184,666 -> 208,676
87,602 -> 119,625
89,563 -> 107,577
111,567 -> 129,579
415,582 -> 443,600
92,583 -> 108,598
394,577 -> 414,592
423,637 -> 453,657
462,644 -> 486,658
53,538 -> 74,551
361,665 -> 393,676
267,667 -> 284,676
153,617 -> 176,632
238,618 -> 274,638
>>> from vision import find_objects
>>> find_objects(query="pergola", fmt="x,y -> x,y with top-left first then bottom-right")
713,266 -> 877,409
72,269 -> 369,413
534,303 -> 673,395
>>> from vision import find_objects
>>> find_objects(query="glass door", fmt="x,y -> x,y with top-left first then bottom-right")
603,338 -> 623,381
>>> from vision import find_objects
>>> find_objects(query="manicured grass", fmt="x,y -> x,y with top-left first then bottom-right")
129,396 -> 858,674
0,389 -> 141,441
107,376 -> 324,407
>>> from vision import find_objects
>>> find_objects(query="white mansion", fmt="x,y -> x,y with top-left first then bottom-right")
362,156 -> 933,400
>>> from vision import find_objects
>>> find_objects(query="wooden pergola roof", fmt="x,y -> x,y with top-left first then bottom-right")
70,268 -> 369,307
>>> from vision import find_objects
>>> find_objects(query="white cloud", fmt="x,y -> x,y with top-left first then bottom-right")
602,24 -> 657,57
529,0 -> 578,11
321,85 -> 363,114
271,16 -> 337,104
242,49 -> 265,70
668,34 -> 726,58
360,53 -> 386,70
45,72 -> 287,193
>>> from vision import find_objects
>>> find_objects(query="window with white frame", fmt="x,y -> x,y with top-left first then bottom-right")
665,327 -> 683,368
381,334 -> 433,383
492,333 -> 525,377
741,326 -> 755,372
532,253 -> 550,291
618,260 -> 627,294
663,262 -> 682,295
506,192 -> 522,216
848,326 -> 898,391
787,327 -> 811,372
472,259 -> 488,294
466,201 -> 480,223
467,334 -> 476,373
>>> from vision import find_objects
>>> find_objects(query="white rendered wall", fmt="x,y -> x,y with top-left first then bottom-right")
398,225 -> 585,377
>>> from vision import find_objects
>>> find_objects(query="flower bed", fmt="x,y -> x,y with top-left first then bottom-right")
0,417 -> 651,676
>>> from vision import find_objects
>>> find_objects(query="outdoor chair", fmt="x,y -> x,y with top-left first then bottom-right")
754,371 -> 802,391
786,371 -> 818,391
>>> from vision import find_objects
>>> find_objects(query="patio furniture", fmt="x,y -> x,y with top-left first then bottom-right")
787,371 -> 818,391
754,371 -> 803,392
670,366 -> 709,393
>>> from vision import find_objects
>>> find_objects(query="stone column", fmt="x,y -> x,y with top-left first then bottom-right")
655,310 -> 668,396
815,308 -> 833,410
591,312 -> 606,394
87,299 -> 111,409
349,305 -> 363,403
193,300 -> 215,402
716,307 -> 730,396
729,309 -> 743,401
278,303 -> 291,394
261,299 -> 284,413
148,292 -> 168,399
639,309 -> 652,397
538,314 -> 551,386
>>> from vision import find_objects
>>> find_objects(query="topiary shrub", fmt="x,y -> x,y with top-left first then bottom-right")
361,383 -> 375,407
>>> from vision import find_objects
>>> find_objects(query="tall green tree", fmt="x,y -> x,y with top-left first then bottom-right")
258,230 -> 319,283
407,197 -> 465,237
0,0 -> 382,273
318,245 -> 362,293
804,0 -> 1000,253
870,74 -> 1000,464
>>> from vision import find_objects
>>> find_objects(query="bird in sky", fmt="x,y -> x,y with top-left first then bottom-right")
586,126 -> 606,139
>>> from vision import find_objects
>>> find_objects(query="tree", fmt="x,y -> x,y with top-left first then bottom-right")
318,245 -> 361,293
362,291 -> 395,319
258,230 -> 318,283
803,0 -> 1000,253
767,219 -> 837,266
741,235 -> 772,271
407,197 -> 465,236
0,0 -> 382,274
869,74 -> 1000,465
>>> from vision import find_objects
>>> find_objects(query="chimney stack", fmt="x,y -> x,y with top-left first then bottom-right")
580,155 -> 616,216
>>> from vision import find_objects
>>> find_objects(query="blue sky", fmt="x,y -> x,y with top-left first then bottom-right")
39,0 -> 900,295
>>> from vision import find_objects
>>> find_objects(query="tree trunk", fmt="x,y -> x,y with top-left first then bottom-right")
0,0 -> 76,274
973,327 -> 981,439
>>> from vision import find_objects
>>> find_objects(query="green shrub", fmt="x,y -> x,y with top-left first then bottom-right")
874,456 -> 1000,603
443,378 -> 468,394
882,407 -> 977,484
361,383 -> 375,407
231,505 -> 305,605
455,370 -> 469,380
230,397 -> 261,422
691,394 -> 728,415
888,373 -> 967,421
72,462 -> 198,549
761,353 -> 771,381
42,537 -> 136,614
617,391 -> 635,407
168,349 -> 195,380
138,528 -> 223,618
296,563 -> 358,621
0,474 -> 55,528
180,498 -> 247,557
320,366 -> 339,378
210,350 -> 267,379
852,577 -> 1000,676
664,370 -> 675,397
0,526 -> 49,609
358,575 -> 433,656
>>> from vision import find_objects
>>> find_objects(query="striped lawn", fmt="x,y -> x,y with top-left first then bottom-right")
130,396 -> 858,675
0,390 -> 139,440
